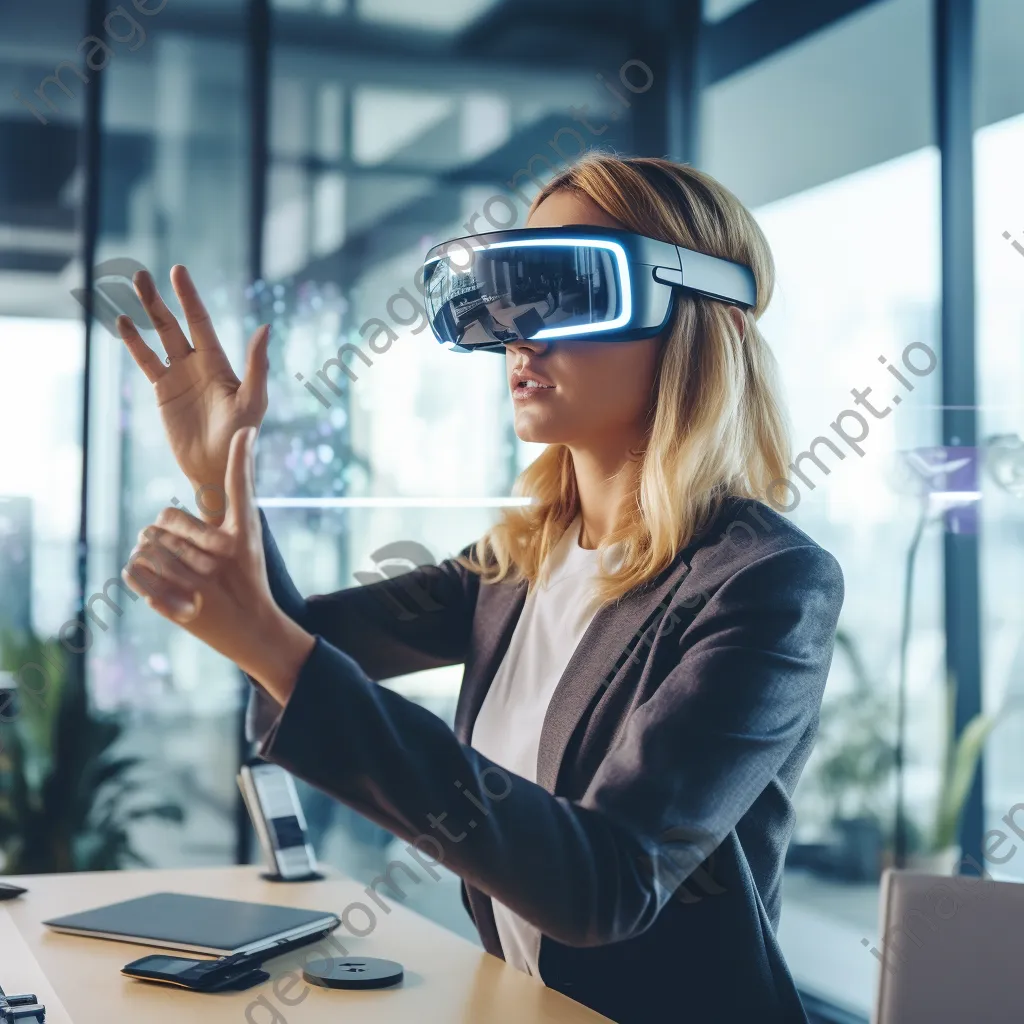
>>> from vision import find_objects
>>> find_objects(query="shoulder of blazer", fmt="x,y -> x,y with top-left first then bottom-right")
680,496 -> 845,608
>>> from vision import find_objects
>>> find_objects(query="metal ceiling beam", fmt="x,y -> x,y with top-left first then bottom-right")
701,0 -> 888,85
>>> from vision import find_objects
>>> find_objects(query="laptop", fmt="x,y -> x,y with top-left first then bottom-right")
43,892 -> 340,957
873,868 -> 1024,1024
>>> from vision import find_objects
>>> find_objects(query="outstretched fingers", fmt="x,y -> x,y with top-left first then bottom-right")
169,264 -> 222,353
239,323 -> 272,414
133,268 -> 192,361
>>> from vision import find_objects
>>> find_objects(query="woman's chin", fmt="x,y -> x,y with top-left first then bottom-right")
512,412 -> 565,446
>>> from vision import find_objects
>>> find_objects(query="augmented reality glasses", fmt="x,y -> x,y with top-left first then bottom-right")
421,226 -> 756,353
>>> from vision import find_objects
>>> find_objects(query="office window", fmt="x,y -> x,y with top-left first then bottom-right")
701,0 -> 938,1015
257,17 -> 632,935
975,0 -> 1024,882
0,6 -> 87,875
86,11 -> 252,866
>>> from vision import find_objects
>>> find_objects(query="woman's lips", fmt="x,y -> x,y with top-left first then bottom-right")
511,380 -> 556,402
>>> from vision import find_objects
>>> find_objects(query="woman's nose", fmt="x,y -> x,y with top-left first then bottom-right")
505,338 -> 550,356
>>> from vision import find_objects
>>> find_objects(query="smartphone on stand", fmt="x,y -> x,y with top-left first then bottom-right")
237,762 -> 319,881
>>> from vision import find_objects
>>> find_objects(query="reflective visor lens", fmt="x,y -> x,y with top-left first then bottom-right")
423,239 -> 631,349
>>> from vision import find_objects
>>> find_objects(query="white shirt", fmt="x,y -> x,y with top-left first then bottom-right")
470,515 -> 622,980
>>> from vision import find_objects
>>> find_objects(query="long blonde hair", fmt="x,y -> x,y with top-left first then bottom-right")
456,152 -> 791,606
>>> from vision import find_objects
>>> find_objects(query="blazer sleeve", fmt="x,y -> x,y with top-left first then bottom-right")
245,509 -> 477,742
253,541 -> 843,949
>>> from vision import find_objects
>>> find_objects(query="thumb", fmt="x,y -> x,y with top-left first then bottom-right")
224,425 -> 257,537
238,323 -> 271,413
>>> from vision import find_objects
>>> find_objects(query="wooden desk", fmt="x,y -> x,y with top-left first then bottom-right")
0,866 -> 610,1023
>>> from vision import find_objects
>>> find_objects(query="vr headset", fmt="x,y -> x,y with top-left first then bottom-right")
421,225 -> 756,353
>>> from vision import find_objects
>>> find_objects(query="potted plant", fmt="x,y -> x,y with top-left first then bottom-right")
805,627 -> 896,882
907,668 -> 995,874
0,628 -> 184,873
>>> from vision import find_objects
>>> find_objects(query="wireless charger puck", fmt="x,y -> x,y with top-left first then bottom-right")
302,957 -> 404,990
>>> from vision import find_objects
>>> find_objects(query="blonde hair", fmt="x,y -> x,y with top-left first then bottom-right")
456,152 -> 791,606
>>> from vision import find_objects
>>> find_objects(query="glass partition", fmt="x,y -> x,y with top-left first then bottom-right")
0,5 -> 87,875
701,0 -> 939,1014
255,10 -> 615,938
975,0 -> 1024,886
85,7 -> 252,867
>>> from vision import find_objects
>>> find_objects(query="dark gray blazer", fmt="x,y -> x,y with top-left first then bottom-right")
246,495 -> 844,1024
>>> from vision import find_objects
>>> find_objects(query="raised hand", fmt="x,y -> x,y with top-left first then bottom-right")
122,426 -> 315,703
117,265 -> 271,521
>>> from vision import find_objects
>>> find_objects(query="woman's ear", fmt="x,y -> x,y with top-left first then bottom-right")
727,305 -> 746,341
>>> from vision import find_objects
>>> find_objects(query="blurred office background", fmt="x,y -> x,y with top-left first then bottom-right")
2,0 -> 1024,1019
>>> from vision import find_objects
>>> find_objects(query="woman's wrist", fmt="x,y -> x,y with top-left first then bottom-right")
240,607 -> 317,706
188,473 -> 228,526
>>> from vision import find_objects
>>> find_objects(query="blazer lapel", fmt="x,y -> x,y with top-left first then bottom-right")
535,555 -> 694,794
453,577 -> 528,744
453,528 -> 703,783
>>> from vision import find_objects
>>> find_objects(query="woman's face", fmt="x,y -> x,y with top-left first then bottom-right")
507,191 -> 662,449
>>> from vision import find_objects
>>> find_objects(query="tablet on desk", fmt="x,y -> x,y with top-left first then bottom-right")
43,892 -> 339,957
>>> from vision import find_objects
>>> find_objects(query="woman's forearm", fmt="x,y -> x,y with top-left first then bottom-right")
238,606 -> 317,707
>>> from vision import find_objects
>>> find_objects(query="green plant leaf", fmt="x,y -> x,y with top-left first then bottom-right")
86,756 -> 143,791
934,711 -> 996,850
124,803 -> 186,823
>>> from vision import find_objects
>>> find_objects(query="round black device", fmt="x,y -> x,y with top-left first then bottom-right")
301,957 -> 404,990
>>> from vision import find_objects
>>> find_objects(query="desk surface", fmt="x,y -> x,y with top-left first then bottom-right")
0,866 -> 610,1023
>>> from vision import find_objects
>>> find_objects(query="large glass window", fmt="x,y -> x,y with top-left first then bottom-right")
975,0 -> 1024,886
256,9 -> 632,938
701,0 -> 939,1015
0,6 -> 87,874
86,6 -> 252,867
9,4 -> 1012,1017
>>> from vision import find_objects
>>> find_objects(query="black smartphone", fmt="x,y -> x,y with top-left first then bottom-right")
121,953 -> 267,992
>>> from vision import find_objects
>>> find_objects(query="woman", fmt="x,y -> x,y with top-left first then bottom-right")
118,154 -> 844,1024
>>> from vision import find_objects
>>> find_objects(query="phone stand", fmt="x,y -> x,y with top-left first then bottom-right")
259,871 -> 325,883
302,957 -> 404,990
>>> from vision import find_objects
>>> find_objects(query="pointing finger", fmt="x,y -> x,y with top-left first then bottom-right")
224,425 -> 257,537
238,324 -> 271,416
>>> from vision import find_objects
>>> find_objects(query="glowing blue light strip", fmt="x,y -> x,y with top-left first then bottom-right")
424,237 -> 633,339
257,497 -> 534,508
